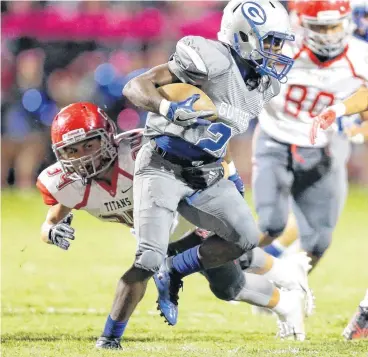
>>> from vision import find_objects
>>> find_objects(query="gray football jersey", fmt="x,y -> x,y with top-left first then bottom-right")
145,36 -> 281,158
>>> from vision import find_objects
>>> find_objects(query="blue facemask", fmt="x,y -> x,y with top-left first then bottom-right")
233,13 -> 295,81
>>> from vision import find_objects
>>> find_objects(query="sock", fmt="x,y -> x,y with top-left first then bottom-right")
234,273 -> 274,306
262,256 -> 290,287
248,247 -> 267,270
271,289 -> 293,316
102,315 -> 128,339
167,230 -> 203,256
264,240 -> 285,258
170,246 -> 202,277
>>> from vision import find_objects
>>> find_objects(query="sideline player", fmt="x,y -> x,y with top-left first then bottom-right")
252,0 -> 367,268
37,103 -> 311,348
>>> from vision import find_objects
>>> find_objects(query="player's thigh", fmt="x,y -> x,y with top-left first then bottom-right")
133,143 -> 193,272
252,128 -> 293,236
178,179 -> 259,251
202,260 -> 245,301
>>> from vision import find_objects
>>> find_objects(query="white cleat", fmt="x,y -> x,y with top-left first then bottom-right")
284,252 -> 315,317
273,252 -> 315,317
276,289 -> 306,341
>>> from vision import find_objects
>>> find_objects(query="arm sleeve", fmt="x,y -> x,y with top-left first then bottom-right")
36,179 -> 58,206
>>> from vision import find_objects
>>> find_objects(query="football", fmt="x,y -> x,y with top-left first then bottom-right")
157,83 -> 218,121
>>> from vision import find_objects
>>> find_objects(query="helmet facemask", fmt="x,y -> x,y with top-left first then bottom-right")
248,31 -> 295,82
301,13 -> 352,58
53,128 -> 117,184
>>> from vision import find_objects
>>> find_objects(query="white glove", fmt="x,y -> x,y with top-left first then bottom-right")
49,213 -> 75,250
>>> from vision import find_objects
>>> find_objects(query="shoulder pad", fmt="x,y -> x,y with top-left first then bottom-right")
346,38 -> 368,83
170,36 -> 231,83
37,163 -> 84,208
116,130 -> 148,169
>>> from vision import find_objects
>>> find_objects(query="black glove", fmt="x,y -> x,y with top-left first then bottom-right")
182,162 -> 224,190
49,213 -> 75,250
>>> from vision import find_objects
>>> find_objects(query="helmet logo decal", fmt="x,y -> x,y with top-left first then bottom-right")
62,128 -> 86,142
241,2 -> 267,25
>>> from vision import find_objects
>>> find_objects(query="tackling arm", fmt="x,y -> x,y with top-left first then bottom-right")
41,203 -> 72,244
342,87 -> 368,117
310,87 -> 368,144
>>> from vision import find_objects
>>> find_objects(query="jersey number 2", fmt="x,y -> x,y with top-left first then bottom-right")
196,123 -> 232,155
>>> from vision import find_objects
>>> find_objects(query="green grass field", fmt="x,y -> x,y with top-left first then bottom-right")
2,188 -> 368,357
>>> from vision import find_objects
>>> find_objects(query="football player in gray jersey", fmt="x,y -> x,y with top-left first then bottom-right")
96,0 -> 305,348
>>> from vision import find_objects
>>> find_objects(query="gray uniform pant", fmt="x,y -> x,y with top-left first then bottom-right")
252,128 -> 349,257
133,142 -> 260,273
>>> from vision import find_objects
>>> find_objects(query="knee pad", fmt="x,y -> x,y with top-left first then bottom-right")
314,235 -> 332,257
134,249 -> 165,273
238,250 -> 253,270
303,231 -> 333,258
258,211 -> 286,238
208,270 -> 245,301
228,220 -> 259,254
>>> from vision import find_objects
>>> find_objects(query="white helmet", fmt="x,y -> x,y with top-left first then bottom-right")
218,0 -> 295,81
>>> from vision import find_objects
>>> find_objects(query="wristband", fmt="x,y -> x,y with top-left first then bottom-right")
331,103 -> 346,118
159,99 -> 171,117
228,161 -> 237,176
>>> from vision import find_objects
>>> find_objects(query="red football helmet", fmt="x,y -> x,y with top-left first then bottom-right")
295,0 -> 352,58
51,102 -> 117,182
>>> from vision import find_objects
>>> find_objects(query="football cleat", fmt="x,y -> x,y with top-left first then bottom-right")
276,289 -> 306,341
95,336 -> 122,349
274,252 -> 315,317
343,289 -> 368,340
153,267 -> 183,326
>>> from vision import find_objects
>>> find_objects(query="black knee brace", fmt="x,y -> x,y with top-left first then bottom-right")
203,262 -> 245,301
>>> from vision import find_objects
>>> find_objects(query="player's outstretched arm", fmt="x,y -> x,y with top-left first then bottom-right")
342,87 -> 368,117
123,64 -> 178,114
41,204 -> 74,250
310,87 -> 368,144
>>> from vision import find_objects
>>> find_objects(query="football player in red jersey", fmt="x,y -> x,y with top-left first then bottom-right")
38,102 -> 313,348
256,0 -> 367,269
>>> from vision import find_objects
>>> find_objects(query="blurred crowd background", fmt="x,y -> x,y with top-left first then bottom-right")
1,0 -> 368,190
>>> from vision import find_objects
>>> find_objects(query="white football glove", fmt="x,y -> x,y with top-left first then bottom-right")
49,213 -> 75,250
